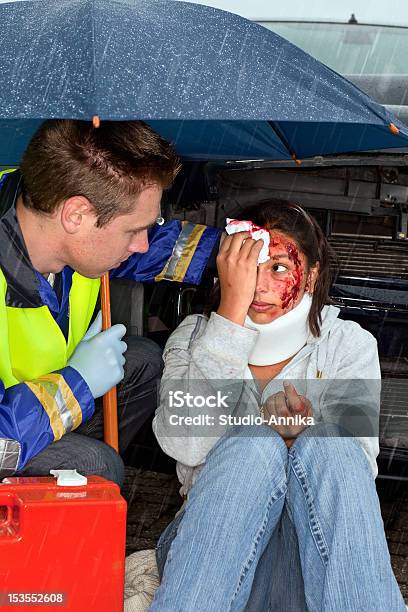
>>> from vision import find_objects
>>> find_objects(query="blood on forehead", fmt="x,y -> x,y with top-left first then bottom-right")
267,232 -> 298,259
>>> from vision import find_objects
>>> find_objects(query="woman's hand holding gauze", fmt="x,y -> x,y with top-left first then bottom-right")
216,231 -> 263,326
67,311 -> 127,399
262,382 -> 313,447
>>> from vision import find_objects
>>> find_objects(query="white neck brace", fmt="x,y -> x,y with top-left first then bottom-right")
244,294 -> 313,366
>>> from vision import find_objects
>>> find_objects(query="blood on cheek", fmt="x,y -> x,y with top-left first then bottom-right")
268,238 -> 304,310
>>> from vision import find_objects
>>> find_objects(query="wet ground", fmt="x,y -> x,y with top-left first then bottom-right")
122,467 -> 408,603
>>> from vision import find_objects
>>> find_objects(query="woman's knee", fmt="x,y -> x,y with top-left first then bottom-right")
289,423 -> 373,480
206,424 -> 288,484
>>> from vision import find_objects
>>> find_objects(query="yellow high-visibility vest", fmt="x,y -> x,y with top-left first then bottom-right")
0,268 -> 100,389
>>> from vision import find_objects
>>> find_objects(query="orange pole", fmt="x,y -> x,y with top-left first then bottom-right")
100,272 -> 119,452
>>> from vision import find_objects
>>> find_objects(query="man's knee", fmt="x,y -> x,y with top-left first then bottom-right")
123,336 -> 163,383
18,435 -> 125,489
81,439 -> 125,488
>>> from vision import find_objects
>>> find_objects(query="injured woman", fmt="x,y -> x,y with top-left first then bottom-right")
149,199 -> 406,611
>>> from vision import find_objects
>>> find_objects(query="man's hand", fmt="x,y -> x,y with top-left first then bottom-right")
216,231 -> 263,326
67,311 -> 127,399
262,382 -> 313,447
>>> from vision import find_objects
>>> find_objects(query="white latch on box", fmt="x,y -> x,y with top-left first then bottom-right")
50,469 -> 88,487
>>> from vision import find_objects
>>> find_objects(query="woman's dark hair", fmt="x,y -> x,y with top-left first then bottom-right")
205,198 -> 337,337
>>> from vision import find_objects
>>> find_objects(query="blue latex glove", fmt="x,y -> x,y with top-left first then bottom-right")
67,311 -> 127,399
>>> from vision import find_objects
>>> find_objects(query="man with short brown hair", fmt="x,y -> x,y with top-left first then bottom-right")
0,119 -> 220,486
20,119 -> 180,227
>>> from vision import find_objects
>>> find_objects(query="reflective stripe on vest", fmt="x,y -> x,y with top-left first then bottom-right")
155,221 -> 207,283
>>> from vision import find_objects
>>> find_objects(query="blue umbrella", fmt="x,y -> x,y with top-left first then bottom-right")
1,0 -> 408,163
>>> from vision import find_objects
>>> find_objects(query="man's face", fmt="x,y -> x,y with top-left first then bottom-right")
68,185 -> 162,278
247,230 -> 310,324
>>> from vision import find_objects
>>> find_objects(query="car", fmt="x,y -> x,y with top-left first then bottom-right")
258,15 -> 408,126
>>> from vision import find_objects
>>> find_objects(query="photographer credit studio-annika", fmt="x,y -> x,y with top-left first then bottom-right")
168,413 -> 316,427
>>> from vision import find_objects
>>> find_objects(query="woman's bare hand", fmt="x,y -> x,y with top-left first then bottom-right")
216,231 -> 263,326
262,382 -> 313,447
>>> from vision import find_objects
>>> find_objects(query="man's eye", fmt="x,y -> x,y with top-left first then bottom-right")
272,264 -> 287,273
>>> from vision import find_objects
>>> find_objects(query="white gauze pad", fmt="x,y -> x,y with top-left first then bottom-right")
225,218 -> 270,264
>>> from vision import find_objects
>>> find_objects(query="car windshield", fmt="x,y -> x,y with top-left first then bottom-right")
258,21 -> 408,76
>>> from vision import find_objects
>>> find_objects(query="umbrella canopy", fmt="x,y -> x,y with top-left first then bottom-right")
1,0 -> 408,163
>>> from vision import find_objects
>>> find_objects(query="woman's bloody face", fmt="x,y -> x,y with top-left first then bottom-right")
248,230 -> 309,324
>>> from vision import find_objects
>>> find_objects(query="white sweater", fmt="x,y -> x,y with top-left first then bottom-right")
153,306 -> 381,497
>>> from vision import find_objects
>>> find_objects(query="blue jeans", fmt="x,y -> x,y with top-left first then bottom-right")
150,424 -> 405,611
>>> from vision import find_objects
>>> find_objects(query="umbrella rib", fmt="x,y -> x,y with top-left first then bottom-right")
91,0 -> 97,117
268,121 -> 301,164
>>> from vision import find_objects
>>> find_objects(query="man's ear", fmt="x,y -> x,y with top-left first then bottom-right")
306,263 -> 320,294
60,196 -> 95,234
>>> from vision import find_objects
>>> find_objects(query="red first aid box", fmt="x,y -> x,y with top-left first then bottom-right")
0,475 -> 127,611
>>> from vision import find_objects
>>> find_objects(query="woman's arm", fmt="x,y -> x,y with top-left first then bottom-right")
153,231 -> 263,467
152,312 -> 258,467
216,231 -> 262,325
